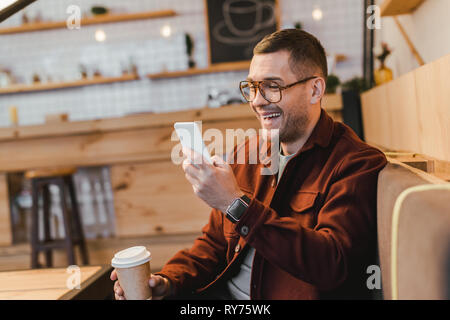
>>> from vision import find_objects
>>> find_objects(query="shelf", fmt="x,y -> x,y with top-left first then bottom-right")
380,0 -> 424,16
0,9 -> 176,35
147,55 -> 348,80
147,61 -> 251,79
0,73 -> 139,95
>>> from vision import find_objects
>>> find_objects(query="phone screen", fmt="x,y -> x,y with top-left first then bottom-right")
174,121 -> 212,164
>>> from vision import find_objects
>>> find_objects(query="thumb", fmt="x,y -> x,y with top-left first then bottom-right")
211,155 -> 226,167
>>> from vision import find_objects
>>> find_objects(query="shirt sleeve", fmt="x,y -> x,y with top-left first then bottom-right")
154,208 -> 227,297
233,147 -> 387,291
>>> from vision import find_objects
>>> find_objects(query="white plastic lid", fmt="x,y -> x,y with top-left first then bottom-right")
111,246 -> 151,268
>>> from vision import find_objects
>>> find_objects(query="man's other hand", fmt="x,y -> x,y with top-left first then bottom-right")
110,269 -> 172,300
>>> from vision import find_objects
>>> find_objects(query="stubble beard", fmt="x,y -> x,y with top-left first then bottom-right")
278,106 -> 310,143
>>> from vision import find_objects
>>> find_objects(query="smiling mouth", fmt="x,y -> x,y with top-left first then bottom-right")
261,112 -> 282,120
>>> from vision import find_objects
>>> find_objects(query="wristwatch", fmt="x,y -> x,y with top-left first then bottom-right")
225,195 -> 251,223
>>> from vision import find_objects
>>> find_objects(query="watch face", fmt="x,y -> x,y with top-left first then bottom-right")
227,198 -> 248,222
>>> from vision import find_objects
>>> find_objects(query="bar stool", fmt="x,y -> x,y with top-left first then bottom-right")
26,167 -> 89,269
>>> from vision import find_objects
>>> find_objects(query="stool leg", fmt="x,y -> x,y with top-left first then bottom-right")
42,185 -> 53,267
66,176 -> 89,265
30,180 -> 40,269
58,180 -> 76,266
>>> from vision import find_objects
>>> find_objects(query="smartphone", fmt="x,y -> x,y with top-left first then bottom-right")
174,121 -> 213,164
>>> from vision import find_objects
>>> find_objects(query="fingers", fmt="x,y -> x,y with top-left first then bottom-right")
185,172 -> 199,189
112,270 -> 125,300
149,274 -> 165,288
211,155 -> 226,167
113,274 -> 171,300
115,292 -> 125,300
149,274 -> 171,298
182,157 -> 200,174
114,280 -> 125,300
182,148 -> 210,168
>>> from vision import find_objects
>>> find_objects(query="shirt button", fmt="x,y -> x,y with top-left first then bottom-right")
240,225 -> 249,236
234,244 -> 241,253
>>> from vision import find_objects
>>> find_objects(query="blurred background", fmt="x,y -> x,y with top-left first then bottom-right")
0,0 -> 366,126
0,0 -> 449,300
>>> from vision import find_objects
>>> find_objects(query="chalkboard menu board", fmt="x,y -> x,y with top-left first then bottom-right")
205,0 -> 279,65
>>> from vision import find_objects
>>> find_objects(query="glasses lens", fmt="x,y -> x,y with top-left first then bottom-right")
240,81 -> 281,103
260,81 -> 281,103
240,81 -> 256,102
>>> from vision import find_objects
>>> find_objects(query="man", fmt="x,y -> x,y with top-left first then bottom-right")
111,29 -> 387,300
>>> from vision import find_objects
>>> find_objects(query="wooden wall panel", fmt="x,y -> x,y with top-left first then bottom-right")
361,84 -> 392,148
111,161 -> 211,237
0,174 -> 12,245
361,53 -> 450,162
385,72 -> 421,152
414,54 -> 450,161
110,119 -> 261,237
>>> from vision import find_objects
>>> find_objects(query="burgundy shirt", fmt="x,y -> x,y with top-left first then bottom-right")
157,109 -> 387,299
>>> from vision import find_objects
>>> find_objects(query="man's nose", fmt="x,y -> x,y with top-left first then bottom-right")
251,86 -> 270,108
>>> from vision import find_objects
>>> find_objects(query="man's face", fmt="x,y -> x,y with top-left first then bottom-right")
247,50 -> 315,143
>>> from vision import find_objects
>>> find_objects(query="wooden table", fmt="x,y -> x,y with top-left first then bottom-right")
0,265 -> 113,300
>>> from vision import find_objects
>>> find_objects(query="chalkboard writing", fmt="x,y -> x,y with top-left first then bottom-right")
205,0 -> 278,65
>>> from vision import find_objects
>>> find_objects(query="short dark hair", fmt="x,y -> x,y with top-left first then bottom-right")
253,29 -> 328,80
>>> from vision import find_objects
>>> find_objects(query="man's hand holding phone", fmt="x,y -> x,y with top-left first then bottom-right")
174,122 -> 243,212
182,148 -> 244,213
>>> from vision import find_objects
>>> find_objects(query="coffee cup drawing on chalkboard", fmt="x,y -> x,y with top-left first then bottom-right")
213,0 -> 275,45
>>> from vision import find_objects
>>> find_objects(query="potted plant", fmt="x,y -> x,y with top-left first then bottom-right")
341,77 -> 370,94
325,74 -> 341,94
185,33 -> 196,68
91,6 -> 108,16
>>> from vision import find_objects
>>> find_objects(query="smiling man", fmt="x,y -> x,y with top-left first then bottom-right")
112,29 -> 387,300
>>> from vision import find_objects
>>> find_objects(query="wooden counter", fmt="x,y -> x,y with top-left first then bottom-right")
0,102 -> 342,245
0,104 -> 259,245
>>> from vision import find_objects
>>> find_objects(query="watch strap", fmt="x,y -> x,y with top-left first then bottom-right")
240,194 -> 251,206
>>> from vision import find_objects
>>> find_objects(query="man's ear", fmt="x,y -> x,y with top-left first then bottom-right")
310,77 -> 326,104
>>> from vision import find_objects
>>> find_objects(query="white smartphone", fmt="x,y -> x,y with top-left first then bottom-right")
174,121 -> 213,164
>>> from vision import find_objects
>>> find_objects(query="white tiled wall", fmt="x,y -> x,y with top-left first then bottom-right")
0,0 -> 364,127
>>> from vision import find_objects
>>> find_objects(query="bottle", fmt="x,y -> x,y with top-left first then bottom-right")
9,106 -> 18,127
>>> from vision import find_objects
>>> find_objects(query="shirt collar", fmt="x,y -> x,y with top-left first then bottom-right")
296,108 -> 334,154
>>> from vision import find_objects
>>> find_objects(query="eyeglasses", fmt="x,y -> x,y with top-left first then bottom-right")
239,76 -> 318,103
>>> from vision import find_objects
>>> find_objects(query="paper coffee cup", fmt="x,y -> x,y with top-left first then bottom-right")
111,246 -> 152,300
